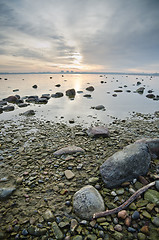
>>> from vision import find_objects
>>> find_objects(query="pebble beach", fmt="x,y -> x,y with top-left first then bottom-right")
0,112 -> 159,240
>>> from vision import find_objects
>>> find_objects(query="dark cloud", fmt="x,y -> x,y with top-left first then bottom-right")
0,0 -> 159,72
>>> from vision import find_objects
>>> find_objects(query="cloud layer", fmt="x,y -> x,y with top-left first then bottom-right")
0,0 -> 159,72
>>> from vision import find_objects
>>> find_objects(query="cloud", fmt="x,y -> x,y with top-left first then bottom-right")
0,0 -> 159,72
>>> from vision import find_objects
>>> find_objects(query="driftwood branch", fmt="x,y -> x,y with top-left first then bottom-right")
93,181 -> 156,219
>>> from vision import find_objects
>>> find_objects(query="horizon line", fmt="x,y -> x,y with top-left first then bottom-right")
0,71 -> 158,76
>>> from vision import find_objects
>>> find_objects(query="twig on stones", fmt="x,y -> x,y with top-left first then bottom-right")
93,181 -> 156,219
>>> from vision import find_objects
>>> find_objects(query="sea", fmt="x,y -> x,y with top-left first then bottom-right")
0,73 -> 159,126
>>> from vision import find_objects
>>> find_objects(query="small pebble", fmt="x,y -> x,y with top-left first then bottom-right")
118,210 -> 128,219
128,227 -> 136,233
114,224 -> 122,232
132,211 -> 140,220
22,229 -> 28,236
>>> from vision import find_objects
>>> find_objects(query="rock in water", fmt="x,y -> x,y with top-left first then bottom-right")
53,146 -> 85,156
87,126 -> 109,137
100,143 -> 151,188
73,185 -> 105,220
0,188 -> 16,200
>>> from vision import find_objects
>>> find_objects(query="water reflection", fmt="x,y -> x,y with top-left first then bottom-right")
0,74 -> 159,125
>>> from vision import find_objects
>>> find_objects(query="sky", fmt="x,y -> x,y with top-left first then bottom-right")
0,0 -> 159,73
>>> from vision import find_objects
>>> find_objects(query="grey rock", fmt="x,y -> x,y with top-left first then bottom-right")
53,146 -> 85,156
43,209 -> 54,221
66,89 -> 76,98
0,187 -> 16,200
135,138 -> 159,158
32,84 -> 38,88
22,110 -> 35,116
155,180 -> 159,191
3,105 -> 15,112
18,103 -> 29,108
151,217 -> 159,227
83,94 -> 91,98
87,126 -> 109,137
86,86 -> 95,91
95,105 -> 105,110
136,87 -> 145,94
100,143 -> 151,188
51,92 -> 63,98
73,185 -> 105,220
6,95 -> 18,103
146,94 -> 155,99
41,94 -> 50,99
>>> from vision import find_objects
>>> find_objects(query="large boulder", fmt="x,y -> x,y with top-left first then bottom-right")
73,185 -> 105,220
100,143 -> 151,188
135,138 -> 159,159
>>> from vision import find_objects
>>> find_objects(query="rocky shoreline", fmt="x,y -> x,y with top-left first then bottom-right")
0,112 -> 159,239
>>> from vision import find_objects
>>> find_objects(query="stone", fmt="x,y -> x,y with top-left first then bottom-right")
100,143 -> 151,188
86,86 -> 95,91
136,87 -> 145,94
51,92 -> 63,98
43,209 -> 54,221
70,219 -> 78,232
155,180 -> 159,191
6,95 -> 18,103
72,236 -> 83,240
66,89 -> 76,98
41,94 -> 50,99
95,105 -> 105,110
144,189 -> 159,205
136,138 -> 159,159
73,185 -> 105,220
37,98 -> 48,104
18,103 -> 28,108
151,217 -> 159,227
83,94 -> 91,98
22,110 -> 35,116
138,233 -> 146,240
32,85 -> 38,88
87,126 -> 109,138
118,210 -> 128,219
3,106 -> 15,112
132,211 -> 140,220
114,224 -> 122,232
52,222 -> 64,240
53,146 -> 85,156
0,187 -> 16,200
146,94 -> 155,99
64,170 -> 75,180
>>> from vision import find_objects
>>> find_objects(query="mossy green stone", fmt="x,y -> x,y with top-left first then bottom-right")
136,199 -> 148,207
142,210 -> 151,219
151,217 -> 159,227
113,231 -> 123,240
85,234 -> 97,240
72,236 -> 83,240
144,189 -> 159,205
137,233 -> 146,240
52,222 -> 64,240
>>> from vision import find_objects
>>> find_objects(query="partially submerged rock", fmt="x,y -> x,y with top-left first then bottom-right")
22,110 -> 35,116
87,126 -> 109,137
100,143 -> 151,188
73,185 -> 105,220
53,146 -> 85,156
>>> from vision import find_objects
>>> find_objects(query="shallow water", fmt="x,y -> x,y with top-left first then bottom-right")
0,73 -> 159,125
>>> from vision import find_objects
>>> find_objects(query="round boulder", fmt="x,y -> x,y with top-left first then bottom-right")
73,185 -> 105,220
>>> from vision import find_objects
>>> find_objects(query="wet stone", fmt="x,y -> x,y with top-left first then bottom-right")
132,211 -> 140,220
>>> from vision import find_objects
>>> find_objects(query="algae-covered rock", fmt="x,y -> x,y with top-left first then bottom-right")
144,189 -> 159,205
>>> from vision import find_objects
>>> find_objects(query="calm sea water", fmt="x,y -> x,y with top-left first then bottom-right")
0,74 -> 159,125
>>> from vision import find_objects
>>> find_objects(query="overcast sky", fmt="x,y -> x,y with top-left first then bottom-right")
0,0 -> 159,73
